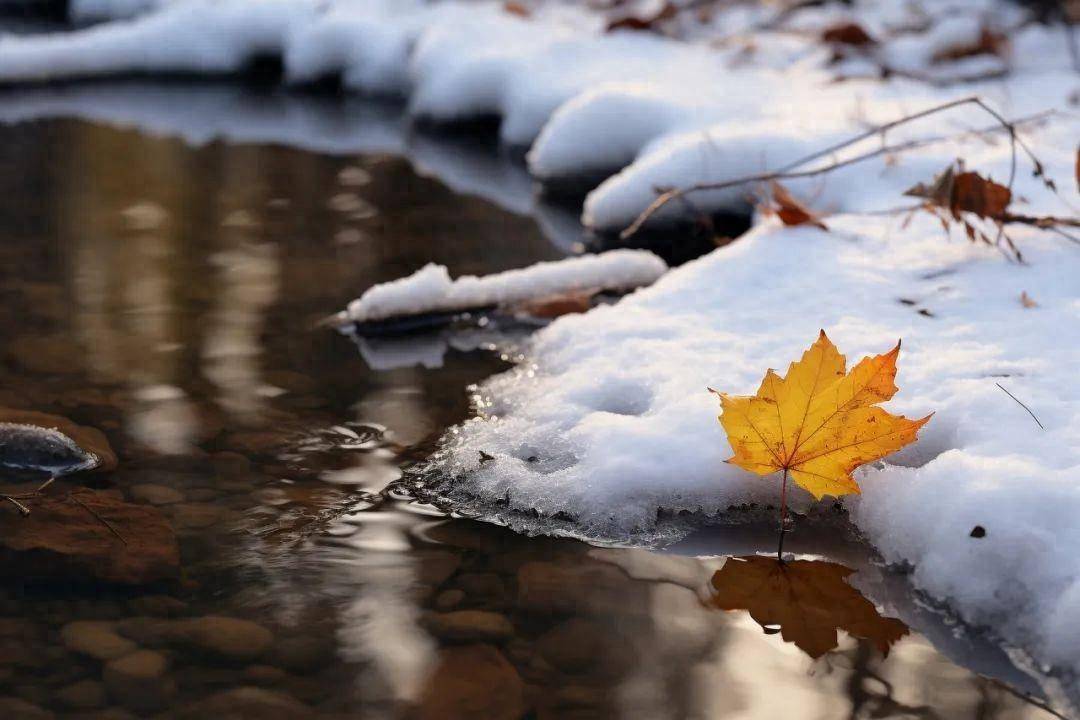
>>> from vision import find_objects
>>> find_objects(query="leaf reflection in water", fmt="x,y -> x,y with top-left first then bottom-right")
708,555 -> 909,659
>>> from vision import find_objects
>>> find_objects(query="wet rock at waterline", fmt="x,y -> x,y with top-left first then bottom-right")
0,408 -> 117,475
116,616 -> 274,662
0,490 -> 179,585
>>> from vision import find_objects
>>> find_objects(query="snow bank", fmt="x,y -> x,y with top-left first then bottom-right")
344,250 -> 667,324
431,98 -> 1080,681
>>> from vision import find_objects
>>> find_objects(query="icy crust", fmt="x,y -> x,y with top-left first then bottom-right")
345,250 -> 667,323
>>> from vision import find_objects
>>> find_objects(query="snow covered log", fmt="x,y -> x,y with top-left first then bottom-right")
342,249 -> 667,326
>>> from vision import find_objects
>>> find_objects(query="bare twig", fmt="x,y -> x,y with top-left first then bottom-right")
0,475 -> 58,517
70,494 -> 128,545
995,382 -> 1044,429
622,97 -> 1052,240
1,495 -> 30,516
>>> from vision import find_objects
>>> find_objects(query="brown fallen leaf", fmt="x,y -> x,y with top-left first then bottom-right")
821,22 -> 876,47
605,1 -> 677,32
1020,291 -> 1038,308
511,290 -> 596,319
503,1 -> 530,18
904,163 -> 956,209
708,555 -> 909,658
951,171 -> 1011,219
768,182 -> 828,230
932,26 -> 1008,63
904,162 -> 1021,258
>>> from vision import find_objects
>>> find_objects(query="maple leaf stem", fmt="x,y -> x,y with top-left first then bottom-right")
777,468 -> 790,562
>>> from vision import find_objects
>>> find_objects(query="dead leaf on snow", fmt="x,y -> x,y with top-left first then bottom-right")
951,171 -> 1011,219
931,27 -> 1008,63
1020,291 -> 1038,308
511,290 -> 597,319
768,182 -> 828,230
503,1 -> 530,18
821,22 -> 877,47
606,1 -> 677,32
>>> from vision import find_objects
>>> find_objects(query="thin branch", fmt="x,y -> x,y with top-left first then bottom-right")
1,495 -> 30,516
70,494 -> 128,545
622,97 -> 1051,239
995,382 -> 1044,430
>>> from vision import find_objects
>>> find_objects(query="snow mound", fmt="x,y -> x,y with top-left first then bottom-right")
430,97 -> 1080,678
345,250 -> 667,324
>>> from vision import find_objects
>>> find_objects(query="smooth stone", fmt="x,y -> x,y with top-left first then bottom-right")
517,561 -> 649,617
102,650 -> 174,713
424,611 -> 514,644
128,484 -> 184,506
172,687 -> 313,719
117,616 -> 273,662
416,644 -> 525,720
434,589 -> 466,611
56,680 -> 107,710
60,622 -> 137,661
0,490 -> 179,586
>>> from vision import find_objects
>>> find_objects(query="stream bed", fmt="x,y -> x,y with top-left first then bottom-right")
0,88 -> 1070,719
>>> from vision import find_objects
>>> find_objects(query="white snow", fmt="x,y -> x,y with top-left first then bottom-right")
431,108 -> 1080,687
344,250 -> 667,324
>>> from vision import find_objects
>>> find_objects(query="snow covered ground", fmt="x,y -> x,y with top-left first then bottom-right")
1,0 -> 1077,698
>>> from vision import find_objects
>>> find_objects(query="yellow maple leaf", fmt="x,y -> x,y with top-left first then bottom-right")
711,331 -> 931,500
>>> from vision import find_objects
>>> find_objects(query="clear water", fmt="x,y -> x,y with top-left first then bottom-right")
0,85 -> 1070,719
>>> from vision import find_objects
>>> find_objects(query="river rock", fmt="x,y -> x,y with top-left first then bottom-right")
434,589 -> 466,611
60,621 -> 137,661
56,679 -> 107,710
0,490 -> 179,585
128,485 -> 184,506
416,644 -> 526,720
0,408 -> 117,473
0,696 -> 53,719
117,616 -> 273,662
172,687 -> 313,719
517,561 -> 647,617
102,650 -> 174,713
423,611 -> 514,644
